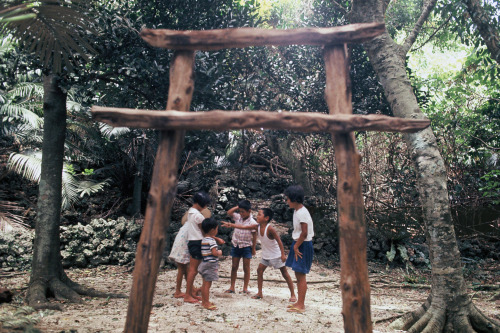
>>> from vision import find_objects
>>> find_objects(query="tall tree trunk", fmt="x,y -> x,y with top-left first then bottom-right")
349,1 -> 500,332
130,132 -> 146,217
27,75 -> 122,310
27,74 -> 74,309
463,0 -> 500,65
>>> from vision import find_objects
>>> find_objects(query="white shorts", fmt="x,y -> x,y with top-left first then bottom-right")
261,257 -> 285,269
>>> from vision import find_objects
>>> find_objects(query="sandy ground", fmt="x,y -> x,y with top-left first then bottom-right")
1,255 -> 499,333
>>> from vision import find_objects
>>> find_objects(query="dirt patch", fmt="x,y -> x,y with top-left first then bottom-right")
2,258 -> 499,333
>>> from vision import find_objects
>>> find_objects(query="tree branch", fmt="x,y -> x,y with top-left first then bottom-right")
400,0 -> 439,57
464,0 -> 500,64
411,14 -> 452,53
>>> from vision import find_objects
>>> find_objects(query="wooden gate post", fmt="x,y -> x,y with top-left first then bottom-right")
124,50 -> 195,333
324,44 -> 372,332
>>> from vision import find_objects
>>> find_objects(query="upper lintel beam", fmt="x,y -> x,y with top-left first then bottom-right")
140,22 -> 385,51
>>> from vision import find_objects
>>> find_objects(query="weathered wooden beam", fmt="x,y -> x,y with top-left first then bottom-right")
91,107 -> 430,134
124,50 -> 195,333
324,45 -> 373,332
140,22 -> 385,50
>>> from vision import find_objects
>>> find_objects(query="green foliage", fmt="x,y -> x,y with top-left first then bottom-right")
385,0 -> 423,37
82,168 -> 94,176
479,169 -> 500,205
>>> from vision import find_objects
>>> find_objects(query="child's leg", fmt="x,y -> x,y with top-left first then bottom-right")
201,279 -> 213,308
227,256 -> 241,292
254,263 -> 267,297
279,266 -> 296,301
294,271 -> 307,309
242,257 -> 251,292
184,257 -> 201,303
174,263 -> 187,298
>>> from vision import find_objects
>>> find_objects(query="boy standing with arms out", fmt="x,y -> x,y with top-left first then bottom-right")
223,208 -> 296,302
284,185 -> 314,313
225,200 -> 257,294
198,218 -> 222,310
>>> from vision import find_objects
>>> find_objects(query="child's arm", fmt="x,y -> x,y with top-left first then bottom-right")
269,226 -> 287,262
293,223 -> 308,260
211,246 -> 222,257
226,206 -> 238,218
221,221 -> 258,230
213,236 -> 225,245
251,231 -> 257,256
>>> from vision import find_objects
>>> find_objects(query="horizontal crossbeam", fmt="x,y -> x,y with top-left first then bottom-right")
92,106 -> 430,134
140,22 -> 385,50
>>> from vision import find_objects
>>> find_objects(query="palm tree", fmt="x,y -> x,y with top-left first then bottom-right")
1,0 -> 124,309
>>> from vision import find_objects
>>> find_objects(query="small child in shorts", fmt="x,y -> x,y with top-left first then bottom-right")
223,208 -> 296,302
197,218 -> 222,310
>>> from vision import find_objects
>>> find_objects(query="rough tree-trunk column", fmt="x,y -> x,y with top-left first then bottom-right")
324,45 -> 372,333
124,50 -> 195,333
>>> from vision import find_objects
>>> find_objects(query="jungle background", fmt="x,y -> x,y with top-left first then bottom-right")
0,0 -> 499,331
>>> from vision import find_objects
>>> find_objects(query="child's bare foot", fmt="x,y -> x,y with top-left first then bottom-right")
202,303 -> 217,310
184,295 -> 200,304
287,306 -> 305,313
173,292 -> 185,298
289,295 -> 297,303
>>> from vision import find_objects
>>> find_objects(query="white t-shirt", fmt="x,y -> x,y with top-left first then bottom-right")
292,206 -> 314,241
185,207 -> 205,241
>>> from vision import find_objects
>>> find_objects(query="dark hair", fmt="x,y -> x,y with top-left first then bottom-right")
261,208 -> 274,221
284,185 -> 304,204
238,199 -> 251,211
193,191 -> 211,208
201,218 -> 219,234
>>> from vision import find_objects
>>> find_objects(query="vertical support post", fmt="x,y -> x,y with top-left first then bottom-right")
323,44 -> 372,333
124,50 -> 196,333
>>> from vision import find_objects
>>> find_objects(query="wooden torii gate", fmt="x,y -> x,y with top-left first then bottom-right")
92,22 -> 430,333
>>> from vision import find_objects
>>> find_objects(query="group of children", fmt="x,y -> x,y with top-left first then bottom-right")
168,185 -> 314,313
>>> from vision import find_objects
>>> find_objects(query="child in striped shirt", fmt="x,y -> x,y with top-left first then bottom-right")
198,218 -> 222,310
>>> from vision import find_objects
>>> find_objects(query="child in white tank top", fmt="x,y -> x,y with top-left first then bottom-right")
223,208 -> 296,302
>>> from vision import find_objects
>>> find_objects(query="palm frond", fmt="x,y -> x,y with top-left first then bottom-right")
7,152 -> 91,210
61,169 -> 80,209
77,179 -> 110,198
9,81 -> 44,99
7,151 -> 42,182
99,123 -> 130,139
0,35 -> 14,57
2,125 -> 43,144
1,103 -> 43,128
0,196 -> 28,232
1,0 -> 99,73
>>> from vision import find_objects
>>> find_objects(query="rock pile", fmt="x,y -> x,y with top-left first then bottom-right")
0,217 -> 142,270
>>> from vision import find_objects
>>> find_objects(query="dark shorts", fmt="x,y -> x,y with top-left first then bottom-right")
285,241 -> 313,274
198,261 -> 219,282
230,245 -> 253,259
188,240 -> 203,260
